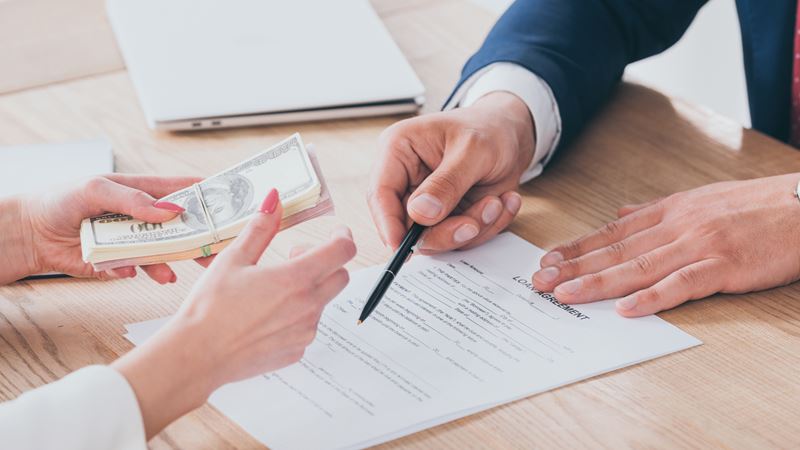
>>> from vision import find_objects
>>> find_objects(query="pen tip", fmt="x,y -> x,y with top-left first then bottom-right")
356,320 -> 362,326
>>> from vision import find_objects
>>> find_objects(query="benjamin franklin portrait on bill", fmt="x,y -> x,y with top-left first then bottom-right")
183,173 -> 254,231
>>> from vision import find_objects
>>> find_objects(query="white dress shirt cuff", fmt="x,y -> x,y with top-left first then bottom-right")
445,62 -> 562,184
0,365 -> 146,450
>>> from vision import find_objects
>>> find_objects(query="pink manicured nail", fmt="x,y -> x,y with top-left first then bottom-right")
154,201 -> 185,213
541,252 -> 564,267
616,297 -> 637,311
259,189 -> 279,214
170,273 -> 177,283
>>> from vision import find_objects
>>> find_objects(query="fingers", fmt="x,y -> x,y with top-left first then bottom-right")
406,149 -> 486,226
461,191 -> 522,250
289,244 -> 312,258
617,197 -> 664,218
105,266 -> 137,280
418,192 -> 521,253
368,127 -> 419,250
367,185 -> 408,251
540,203 -> 665,267
221,189 -> 282,266
550,241 -> 699,304
533,224 -> 672,292
104,174 -> 202,199
81,176 -> 184,223
615,259 -> 724,317
140,264 -> 177,284
313,268 -> 350,305
194,255 -> 216,268
287,226 -> 356,282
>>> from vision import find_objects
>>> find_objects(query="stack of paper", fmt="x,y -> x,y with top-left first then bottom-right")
125,233 -> 701,450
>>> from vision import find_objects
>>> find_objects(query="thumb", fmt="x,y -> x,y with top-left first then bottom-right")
406,153 -> 481,225
221,189 -> 282,266
82,176 -> 184,223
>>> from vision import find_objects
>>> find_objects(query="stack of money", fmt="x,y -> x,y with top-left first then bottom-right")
81,133 -> 333,270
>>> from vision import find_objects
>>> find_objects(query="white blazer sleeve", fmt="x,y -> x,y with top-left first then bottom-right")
445,62 -> 563,184
0,365 -> 146,450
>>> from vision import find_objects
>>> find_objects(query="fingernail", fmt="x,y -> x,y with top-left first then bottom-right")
259,188 -> 279,214
505,192 -> 522,214
535,266 -> 559,283
170,273 -> 177,283
408,194 -> 443,220
153,201 -> 185,213
616,297 -> 637,311
453,224 -> 479,243
332,225 -> 352,240
556,278 -> 582,295
482,200 -> 503,225
541,252 -> 564,267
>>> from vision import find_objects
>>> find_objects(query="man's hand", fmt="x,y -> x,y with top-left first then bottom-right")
19,174 -> 203,283
532,174 -> 800,317
368,92 -> 535,253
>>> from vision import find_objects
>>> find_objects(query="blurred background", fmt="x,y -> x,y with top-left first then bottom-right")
472,0 -> 750,126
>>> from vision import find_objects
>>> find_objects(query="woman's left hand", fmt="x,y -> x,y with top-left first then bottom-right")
20,174 -> 202,283
532,174 -> 800,317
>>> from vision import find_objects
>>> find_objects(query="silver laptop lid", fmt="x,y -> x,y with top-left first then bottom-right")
107,0 -> 426,128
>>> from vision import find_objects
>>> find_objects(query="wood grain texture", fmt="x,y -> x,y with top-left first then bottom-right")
1,0 -> 799,448
0,0 -> 124,95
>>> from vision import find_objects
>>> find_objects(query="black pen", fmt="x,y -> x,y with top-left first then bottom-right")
358,222 -> 426,324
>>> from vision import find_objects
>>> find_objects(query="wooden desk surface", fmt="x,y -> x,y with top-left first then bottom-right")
1,0 -> 799,448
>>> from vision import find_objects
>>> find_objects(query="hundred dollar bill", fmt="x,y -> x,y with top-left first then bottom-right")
81,133 -> 333,269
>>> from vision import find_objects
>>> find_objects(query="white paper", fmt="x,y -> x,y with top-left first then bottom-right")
125,233 -> 701,450
0,139 -> 114,197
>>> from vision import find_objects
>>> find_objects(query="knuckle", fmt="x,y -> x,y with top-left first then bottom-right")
630,254 -> 655,275
379,121 -> 413,149
459,127 -> 489,147
558,258 -> 581,277
606,240 -> 628,263
335,270 -> 350,291
584,272 -> 606,289
676,266 -> 704,288
426,171 -> 460,197
636,288 -> 661,306
600,220 -> 623,240
83,176 -> 109,194
132,189 -> 153,205
560,240 -> 582,258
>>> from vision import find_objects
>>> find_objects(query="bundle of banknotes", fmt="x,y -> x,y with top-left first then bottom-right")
81,133 -> 333,270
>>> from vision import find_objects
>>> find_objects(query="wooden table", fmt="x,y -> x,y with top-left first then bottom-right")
1,0 -> 799,448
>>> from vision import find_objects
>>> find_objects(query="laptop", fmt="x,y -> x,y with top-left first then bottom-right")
106,0 -> 426,131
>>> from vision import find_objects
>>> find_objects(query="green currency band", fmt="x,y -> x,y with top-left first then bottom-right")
201,245 -> 212,257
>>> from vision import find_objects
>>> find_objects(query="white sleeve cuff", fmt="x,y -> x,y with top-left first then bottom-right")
0,365 -> 146,450
445,62 -> 562,184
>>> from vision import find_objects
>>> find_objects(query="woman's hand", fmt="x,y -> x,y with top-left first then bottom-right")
12,174 -> 201,284
113,189 -> 357,438
532,174 -> 800,317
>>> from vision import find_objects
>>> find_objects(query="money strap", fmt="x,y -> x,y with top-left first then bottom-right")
193,183 -> 221,244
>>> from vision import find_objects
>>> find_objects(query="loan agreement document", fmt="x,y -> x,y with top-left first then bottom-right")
124,233 -> 701,449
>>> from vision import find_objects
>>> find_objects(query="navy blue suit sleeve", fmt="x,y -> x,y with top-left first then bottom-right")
450,0 -> 708,148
